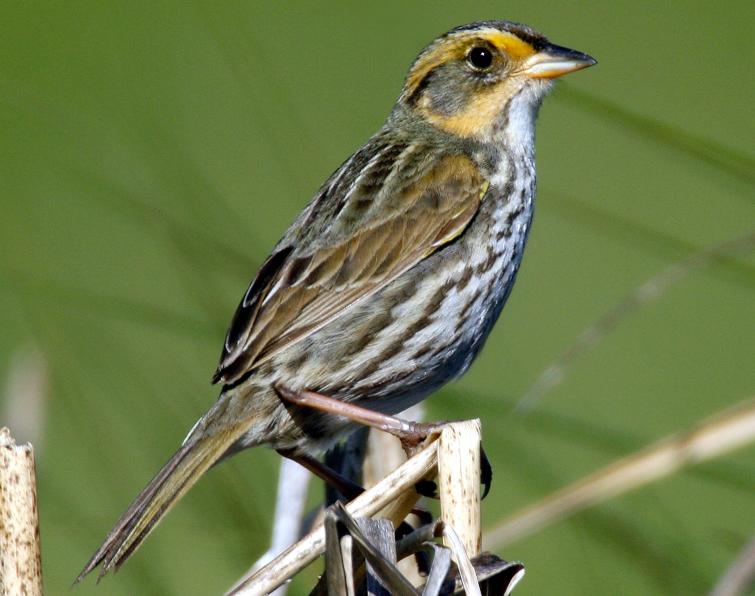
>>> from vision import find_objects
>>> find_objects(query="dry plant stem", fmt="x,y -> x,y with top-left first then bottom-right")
396,521 -> 443,561
227,437 -> 439,596
243,458 -> 311,596
421,545 -> 452,596
374,485 -> 426,531
356,518 -> 398,596
358,405 -> 427,584
485,397 -> 755,550
710,534 -> 755,596
438,419 -> 481,556
324,510 -> 353,596
0,427 -> 42,596
329,504 -> 418,596
442,524 -> 482,596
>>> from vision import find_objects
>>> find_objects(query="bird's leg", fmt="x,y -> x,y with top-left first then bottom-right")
275,384 -> 494,498
276,449 -> 365,501
274,384 -> 443,451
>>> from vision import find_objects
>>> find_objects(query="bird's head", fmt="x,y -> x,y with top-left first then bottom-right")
397,21 -> 596,142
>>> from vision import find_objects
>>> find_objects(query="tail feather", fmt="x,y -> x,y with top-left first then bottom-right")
76,426 -> 245,582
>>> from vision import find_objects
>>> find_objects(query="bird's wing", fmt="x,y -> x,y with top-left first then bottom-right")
213,144 -> 488,386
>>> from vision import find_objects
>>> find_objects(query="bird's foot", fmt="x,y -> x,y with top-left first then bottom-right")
274,384 -> 492,497
275,384 -> 441,451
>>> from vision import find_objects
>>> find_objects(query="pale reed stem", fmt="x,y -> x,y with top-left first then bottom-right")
228,438 -> 439,596
0,427 -> 43,595
709,534 -> 755,596
485,397 -> 755,550
438,419 -> 482,596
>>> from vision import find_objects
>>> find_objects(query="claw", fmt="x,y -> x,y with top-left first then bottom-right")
415,479 -> 439,499
480,444 -> 493,499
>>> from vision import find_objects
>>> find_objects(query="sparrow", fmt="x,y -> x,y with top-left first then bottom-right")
78,19 -> 595,581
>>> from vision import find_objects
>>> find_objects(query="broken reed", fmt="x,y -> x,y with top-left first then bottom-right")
229,420 -> 484,596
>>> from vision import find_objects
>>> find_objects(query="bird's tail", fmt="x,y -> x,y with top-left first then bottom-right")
76,422 -> 248,583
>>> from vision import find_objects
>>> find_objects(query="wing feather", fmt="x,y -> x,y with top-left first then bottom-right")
214,149 -> 487,385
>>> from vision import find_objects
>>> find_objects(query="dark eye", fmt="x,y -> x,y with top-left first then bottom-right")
467,46 -> 494,70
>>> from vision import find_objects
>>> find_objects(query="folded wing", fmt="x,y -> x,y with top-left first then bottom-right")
214,145 -> 487,386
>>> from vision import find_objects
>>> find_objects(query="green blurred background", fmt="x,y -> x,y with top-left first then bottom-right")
1,1 -> 753,594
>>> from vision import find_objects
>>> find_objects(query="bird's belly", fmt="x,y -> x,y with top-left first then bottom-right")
255,241 -> 526,454
256,186 -> 534,452
290,226 -> 527,409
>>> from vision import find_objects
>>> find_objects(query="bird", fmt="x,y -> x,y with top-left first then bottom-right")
77,20 -> 595,581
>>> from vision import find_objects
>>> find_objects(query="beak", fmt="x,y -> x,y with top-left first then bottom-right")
523,43 -> 597,79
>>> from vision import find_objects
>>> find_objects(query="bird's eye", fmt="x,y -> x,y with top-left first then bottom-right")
467,46 -> 494,70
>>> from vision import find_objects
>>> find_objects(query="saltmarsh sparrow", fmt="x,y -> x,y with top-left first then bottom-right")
79,20 -> 595,580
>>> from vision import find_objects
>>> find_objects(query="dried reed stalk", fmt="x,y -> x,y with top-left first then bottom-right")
438,419 -> 481,556
228,436 -> 439,595
710,534 -> 755,596
230,419 -> 487,595
485,397 -> 755,550
0,427 -> 42,595
437,420 -> 482,596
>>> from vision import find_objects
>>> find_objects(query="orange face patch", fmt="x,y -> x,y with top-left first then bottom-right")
405,27 -> 540,138
420,86 -> 514,138
485,31 -> 537,59
404,28 -> 536,100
